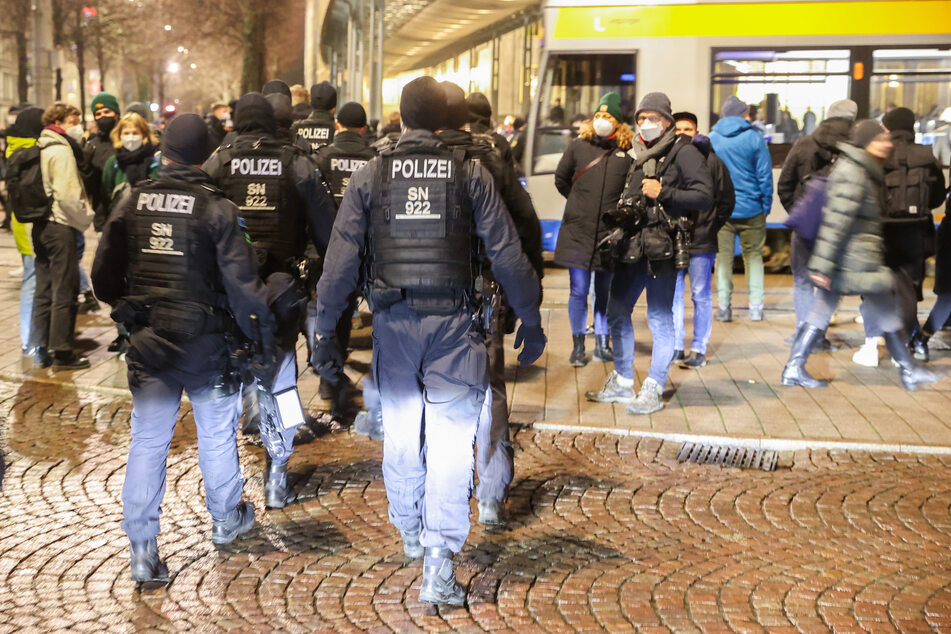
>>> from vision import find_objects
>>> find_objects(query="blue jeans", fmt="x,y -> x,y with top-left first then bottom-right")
122,370 -> 244,541
608,259 -> 677,385
568,268 -> 612,336
75,229 -> 91,294
673,253 -> 715,355
20,254 -> 35,350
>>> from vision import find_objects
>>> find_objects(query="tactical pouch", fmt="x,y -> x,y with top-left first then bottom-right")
150,301 -> 215,341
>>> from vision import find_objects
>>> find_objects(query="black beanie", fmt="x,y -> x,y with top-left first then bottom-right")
440,81 -> 468,130
336,101 -> 367,129
162,114 -> 211,165
310,81 -> 337,111
882,107 -> 916,134
673,111 -> 698,126
400,76 -> 446,132
265,93 -> 293,128
234,92 -> 276,135
9,106 -> 44,138
850,119 -> 885,149
262,79 -> 291,99
466,92 -> 492,126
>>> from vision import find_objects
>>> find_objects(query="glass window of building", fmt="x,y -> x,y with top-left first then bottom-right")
712,49 -> 851,144
532,53 -> 636,174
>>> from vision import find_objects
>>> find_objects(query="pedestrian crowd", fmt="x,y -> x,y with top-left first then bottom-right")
0,76 -> 947,608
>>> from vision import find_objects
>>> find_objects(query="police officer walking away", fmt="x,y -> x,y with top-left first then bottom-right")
312,76 -> 546,606
91,114 -> 277,583
204,93 -> 337,509
437,81 -> 544,526
291,81 -> 337,153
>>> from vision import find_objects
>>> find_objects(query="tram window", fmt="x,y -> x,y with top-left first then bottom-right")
532,52 -> 636,175
872,48 -> 951,165
712,49 -> 850,144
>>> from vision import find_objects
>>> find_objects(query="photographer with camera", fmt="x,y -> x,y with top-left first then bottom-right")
586,93 -> 713,415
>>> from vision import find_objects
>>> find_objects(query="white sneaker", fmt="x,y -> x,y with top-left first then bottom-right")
852,338 -> 879,367
8,267 -> 23,278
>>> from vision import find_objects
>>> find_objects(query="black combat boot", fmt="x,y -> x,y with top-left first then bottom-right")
569,334 -> 586,367
264,460 -> 298,509
593,335 -> 613,362
781,325 -> 828,388
884,331 -> 939,392
211,501 -> 255,545
909,326 -> 931,363
129,537 -> 170,583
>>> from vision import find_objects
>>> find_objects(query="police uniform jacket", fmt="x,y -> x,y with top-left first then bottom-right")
92,163 -> 277,382
313,130 -> 378,208
313,129 -> 541,336
290,109 -> 336,153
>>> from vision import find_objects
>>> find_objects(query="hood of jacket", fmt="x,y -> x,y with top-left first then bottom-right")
712,116 -> 754,138
38,127 -> 69,149
4,135 -> 37,158
691,133 -> 713,157
813,117 -> 852,154
837,142 -> 884,182
578,119 -> 634,150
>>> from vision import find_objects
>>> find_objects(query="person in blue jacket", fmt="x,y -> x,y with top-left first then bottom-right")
710,96 -> 774,322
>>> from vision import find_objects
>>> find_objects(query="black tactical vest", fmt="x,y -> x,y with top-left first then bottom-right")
317,145 -> 376,207
126,179 -> 226,308
213,138 -> 307,277
294,120 -> 335,152
368,146 -> 477,296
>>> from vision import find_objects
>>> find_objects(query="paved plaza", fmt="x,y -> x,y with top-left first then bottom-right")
2,235 -> 951,631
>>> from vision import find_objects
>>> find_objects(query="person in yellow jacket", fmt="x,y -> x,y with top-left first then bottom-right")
4,107 -> 43,355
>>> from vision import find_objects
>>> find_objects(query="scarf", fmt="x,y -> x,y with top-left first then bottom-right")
631,126 -> 678,177
116,141 -> 156,186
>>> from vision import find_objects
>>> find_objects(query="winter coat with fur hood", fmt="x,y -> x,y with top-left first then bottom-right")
553,120 -> 634,271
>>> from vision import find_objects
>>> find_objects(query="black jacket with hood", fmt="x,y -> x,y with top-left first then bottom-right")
689,134 -> 735,254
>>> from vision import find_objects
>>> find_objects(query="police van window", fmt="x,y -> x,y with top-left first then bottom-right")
872,48 -> 951,166
712,49 -> 850,144
532,52 -> 636,175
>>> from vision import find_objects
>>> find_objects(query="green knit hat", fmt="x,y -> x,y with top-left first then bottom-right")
91,92 -> 119,115
597,92 -> 623,122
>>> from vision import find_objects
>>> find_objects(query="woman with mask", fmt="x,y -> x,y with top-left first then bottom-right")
33,102 -> 95,370
554,93 -> 634,366
782,120 -> 939,392
100,112 -> 161,354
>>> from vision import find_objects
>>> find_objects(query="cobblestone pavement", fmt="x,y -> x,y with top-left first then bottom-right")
3,379 -> 951,632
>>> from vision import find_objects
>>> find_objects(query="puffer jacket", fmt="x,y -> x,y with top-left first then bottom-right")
709,116 -> 773,218
553,120 -> 634,271
38,128 -> 94,232
809,143 -> 893,295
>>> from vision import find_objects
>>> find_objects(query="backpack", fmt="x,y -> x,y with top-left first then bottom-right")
884,144 -> 934,219
784,175 -> 829,248
6,145 -> 52,223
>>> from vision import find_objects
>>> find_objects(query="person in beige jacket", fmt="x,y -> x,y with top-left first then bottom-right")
31,102 -> 95,369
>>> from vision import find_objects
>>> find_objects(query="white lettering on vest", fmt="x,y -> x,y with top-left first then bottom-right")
229,157 -> 283,176
390,158 -> 453,181
297,126 -> 331,140
330,157 -> 369,173
136,192 -> 196,214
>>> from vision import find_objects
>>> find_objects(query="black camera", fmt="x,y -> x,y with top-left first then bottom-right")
672,216 -> 693,270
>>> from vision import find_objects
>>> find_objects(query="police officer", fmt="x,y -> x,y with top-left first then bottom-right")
437,82 -> 544,526
291,81 -> 337,153
312,76 -> 546,606
203,93 -> 337,509
91,114 -> 277,583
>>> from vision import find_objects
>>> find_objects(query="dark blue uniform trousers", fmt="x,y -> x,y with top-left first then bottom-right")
373,302 -> 487,552
122,369 -> 244,541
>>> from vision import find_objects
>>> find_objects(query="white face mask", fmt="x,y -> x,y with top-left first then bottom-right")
122,134 -> 143,152
66,124 -> 84,142
639,121 -> 663,143
592,118 -> 615,137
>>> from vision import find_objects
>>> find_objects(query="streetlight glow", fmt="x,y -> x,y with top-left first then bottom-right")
167,62 -> 180,73
164,24 -> 172,31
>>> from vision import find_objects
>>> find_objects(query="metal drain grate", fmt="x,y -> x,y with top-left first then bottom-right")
676,442 -> 778,471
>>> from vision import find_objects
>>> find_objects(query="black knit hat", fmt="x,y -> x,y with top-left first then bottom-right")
635,92 -> 673,123
162,114 -> 211,165
265,93 -> 293,128
262,79 -> 291,99
234,92 -> 276,135
882,107 -> 916,134
336,101 -> 367,129
8,107 -> 44,138
310,81 -> 337,111
466,92 -> 492,126
673,111 -> 698,126
400,76 -> 446,132
440,81 -> 468,130
850,119 -> 886,149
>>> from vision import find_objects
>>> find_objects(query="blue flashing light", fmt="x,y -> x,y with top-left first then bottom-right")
621,73 -> 635,82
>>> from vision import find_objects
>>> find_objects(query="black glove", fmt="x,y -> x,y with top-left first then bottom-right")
514,323 -> 546,366
312,334 -> 345,383
251,347 -> 279,391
